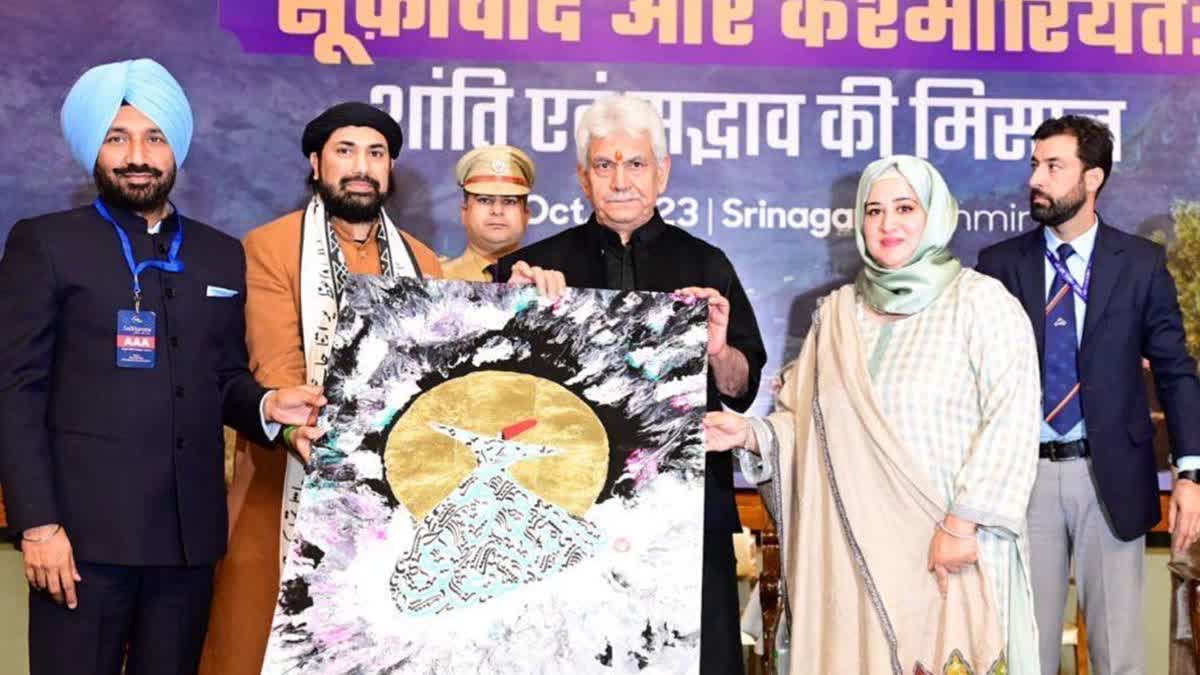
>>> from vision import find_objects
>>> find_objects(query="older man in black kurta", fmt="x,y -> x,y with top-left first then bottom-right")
498,94 -> 765,674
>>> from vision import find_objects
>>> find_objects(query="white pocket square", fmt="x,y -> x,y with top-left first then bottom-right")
206,285 -> 239,298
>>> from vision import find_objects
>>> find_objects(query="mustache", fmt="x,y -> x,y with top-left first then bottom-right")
1030,189 -> 1052,201
113,164 -> 163,178
340,174 -> 381,191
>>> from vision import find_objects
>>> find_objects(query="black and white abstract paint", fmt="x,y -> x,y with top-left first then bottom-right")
263,277 -> 707,674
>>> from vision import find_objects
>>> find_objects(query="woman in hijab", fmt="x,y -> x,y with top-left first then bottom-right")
707,155 -> 1040,674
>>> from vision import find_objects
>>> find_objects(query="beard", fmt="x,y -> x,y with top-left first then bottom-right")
315,173 -> 393,224
1030,179 -> 1087,228
93,163 -> 175,214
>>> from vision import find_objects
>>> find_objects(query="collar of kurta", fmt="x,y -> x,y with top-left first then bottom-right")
330,217 -> 380,248
98,199 -> 178,236
584,209 -> 668,252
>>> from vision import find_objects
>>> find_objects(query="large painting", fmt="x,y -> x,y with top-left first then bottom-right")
263,278 -> 708,674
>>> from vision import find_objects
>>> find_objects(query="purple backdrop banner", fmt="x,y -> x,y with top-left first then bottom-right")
220,0 -> 1200,73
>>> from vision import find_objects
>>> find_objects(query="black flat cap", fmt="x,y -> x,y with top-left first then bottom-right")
302,102 -> 403,159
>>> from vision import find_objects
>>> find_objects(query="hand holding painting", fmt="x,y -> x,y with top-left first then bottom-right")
673,287 -> 729,356
507,260 -> 566,299
264,384 -> 327,426
675,286 -> 752,400
283,426 -> 326,465
702,412 -> 754,454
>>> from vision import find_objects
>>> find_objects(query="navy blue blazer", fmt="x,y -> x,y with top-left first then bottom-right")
0,203 -> 270,566
977,222 -> 1200,540
498,212 -> 767,534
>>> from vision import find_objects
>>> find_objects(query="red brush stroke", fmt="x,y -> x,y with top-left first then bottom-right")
502,418 -> 538,440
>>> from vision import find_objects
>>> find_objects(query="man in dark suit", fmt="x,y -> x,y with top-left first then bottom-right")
977,115 -> 1200,675
0,59 -> 323,675
497,94 -> 766,675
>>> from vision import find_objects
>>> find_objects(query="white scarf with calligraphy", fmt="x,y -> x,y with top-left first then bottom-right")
280,194 -> 417,567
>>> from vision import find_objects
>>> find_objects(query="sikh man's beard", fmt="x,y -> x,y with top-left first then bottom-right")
1030,181 -> 1087,228
93,163 -> 176,214
317,175 -> 390,224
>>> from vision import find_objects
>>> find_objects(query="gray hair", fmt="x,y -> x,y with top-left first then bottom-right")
574,94 -> 669,168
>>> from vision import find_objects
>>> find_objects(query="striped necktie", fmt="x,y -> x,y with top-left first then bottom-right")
1043,243 -> 1084,434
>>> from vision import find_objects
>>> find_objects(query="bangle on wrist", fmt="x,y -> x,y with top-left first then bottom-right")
282,425 -> 298,449
22,524 -> 61,543
936,521 -> 974,540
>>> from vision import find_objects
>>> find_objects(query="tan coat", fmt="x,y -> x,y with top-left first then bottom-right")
199,210 -> 442,675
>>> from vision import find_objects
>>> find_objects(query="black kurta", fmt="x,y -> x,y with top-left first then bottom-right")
499,209 -> 766,674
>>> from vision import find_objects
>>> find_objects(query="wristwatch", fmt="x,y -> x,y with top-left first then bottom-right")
1177,469 -> 1200,484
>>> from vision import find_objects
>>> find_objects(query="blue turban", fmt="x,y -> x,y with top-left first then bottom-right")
60,58 -> 193,173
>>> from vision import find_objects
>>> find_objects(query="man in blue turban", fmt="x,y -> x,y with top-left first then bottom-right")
61,58 -> 194,174
0,59 -> 325,675
60,58 -> 192,225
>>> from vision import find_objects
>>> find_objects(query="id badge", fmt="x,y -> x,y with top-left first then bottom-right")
116,310 -> 156,368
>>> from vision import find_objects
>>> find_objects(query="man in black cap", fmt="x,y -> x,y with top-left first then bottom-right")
198,102 -> 444,675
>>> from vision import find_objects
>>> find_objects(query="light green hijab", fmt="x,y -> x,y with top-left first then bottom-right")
853,154 -> 962,315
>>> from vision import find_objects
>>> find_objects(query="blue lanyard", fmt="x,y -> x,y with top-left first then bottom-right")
1044,248 -> 1090,303
93,198 -> 185,310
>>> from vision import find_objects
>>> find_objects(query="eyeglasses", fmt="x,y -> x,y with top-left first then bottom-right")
469,194 -> 525,209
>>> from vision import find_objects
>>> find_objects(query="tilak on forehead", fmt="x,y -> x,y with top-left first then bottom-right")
614,150 -> 624,162
60,58 -> 194,173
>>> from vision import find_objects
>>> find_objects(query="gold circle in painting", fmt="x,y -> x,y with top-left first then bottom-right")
384,370 -> 609,521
